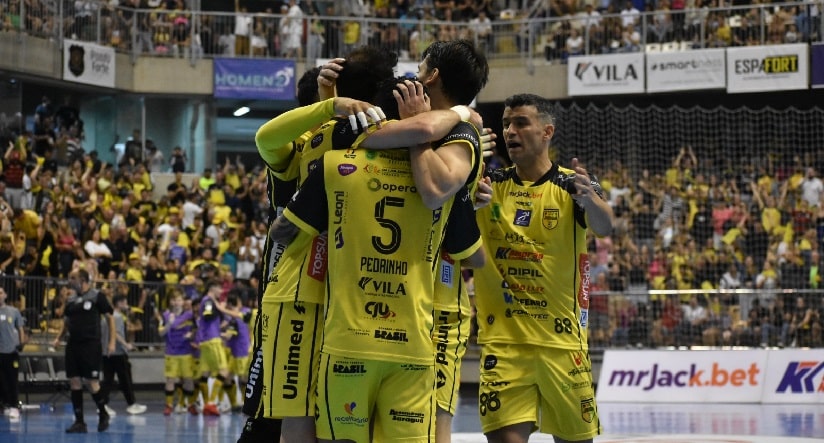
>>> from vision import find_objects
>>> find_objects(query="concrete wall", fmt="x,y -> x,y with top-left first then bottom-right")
0,34 -> 569,103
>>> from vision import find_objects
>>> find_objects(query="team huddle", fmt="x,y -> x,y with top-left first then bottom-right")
231,38 -> 614,443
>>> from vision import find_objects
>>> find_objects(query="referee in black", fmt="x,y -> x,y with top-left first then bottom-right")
51,269 -> 116,433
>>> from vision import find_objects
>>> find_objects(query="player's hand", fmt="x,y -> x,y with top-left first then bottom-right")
570,157 -> 596,207
393,79 -> 430,119
317,58 -> 344,88
480,128 -> 496,158
333,97 -> 386,134
474,176 -> 492,210
468,108 -> 483,130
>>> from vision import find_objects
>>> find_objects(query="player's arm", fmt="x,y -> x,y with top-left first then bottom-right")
255,97 -> 383,168
443,188 -> 484,268
51,316 -> 66,347
16,313 -> 27,350
358,112 -> 477,208
410,141 -> 473,210
570,158 -> 614,237
105,313 -> 117,355
270,157 -> 329,244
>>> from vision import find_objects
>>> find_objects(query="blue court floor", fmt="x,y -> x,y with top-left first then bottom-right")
3,389 -> 824,442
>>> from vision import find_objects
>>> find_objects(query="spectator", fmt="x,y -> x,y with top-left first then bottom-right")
469,10 -> 493,53
565,27 -> 584,58
0,286 -> 25,421
4,138 -> 27,209
100,294 -> 148,415
169,146 -> 186,173
280,0 -> 304,58
233,0 -> 252,57
800,167 -> 824,208
677,295 -> 707,346
790,296 -> 816,347
620,1 -> 640,28
652,294 -> 682,346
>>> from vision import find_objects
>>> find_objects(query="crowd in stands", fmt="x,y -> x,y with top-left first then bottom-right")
575,145 -> 824,349
3,0 -> 820,61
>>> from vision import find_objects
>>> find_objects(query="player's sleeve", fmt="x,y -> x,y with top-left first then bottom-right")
283,157 -> 328,236
434,121 -> 481,186
268,170 -> 297,212
269,135 -> 307,180
442,187 -> 482,260
256,98 -> 336,168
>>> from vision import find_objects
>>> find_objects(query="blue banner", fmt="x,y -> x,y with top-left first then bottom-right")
812,43 -> 824,89
213,58 -> 296,100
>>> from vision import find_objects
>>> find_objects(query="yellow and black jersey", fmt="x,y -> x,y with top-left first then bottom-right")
261,117 -> 362,306
474,163 -> 604,350
284,148 -> 448,365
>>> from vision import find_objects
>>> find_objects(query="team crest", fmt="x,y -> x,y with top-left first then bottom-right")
580,397 -> 595,423
542,209 -> 559,230
68,44 -> 85,77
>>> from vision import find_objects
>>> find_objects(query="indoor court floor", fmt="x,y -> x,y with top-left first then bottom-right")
2,391 -> 823,443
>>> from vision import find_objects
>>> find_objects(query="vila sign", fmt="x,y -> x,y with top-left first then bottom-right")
567,53 -> 645,96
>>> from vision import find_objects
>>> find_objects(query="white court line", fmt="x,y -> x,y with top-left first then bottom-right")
452,434 -> 824,443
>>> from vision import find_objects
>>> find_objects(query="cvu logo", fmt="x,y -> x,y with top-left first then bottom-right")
775,361 -> 824,393
365,301 -> 396,319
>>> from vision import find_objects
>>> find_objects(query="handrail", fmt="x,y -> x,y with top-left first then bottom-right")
5,1 -> 821,67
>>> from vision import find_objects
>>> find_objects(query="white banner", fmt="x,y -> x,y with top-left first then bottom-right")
646,49 -> 726,93
726,44 -> 808,93
63,40 -> 116,88
597,350 -> 767,403
761,349 -> 824,404
567,52 -> 645,96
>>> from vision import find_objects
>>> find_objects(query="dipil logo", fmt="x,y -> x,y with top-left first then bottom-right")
775,361 -> 824,393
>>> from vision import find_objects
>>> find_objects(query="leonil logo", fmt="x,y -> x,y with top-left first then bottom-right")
338,164 -> 357,176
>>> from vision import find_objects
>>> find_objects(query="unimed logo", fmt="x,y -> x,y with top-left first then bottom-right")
776,361 -> 824,393
608,362 -> 760,391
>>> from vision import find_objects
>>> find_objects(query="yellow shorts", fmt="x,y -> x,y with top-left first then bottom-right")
478,343 -> 601,441
260,300 -> 323,419
231,354 -> 250,377
433,309 -> 470,415
315,352 -> 436,443
164,354 -> 195,379
198,338 -> 229,375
